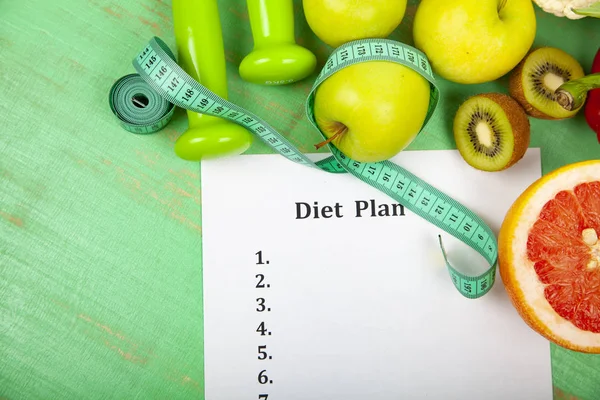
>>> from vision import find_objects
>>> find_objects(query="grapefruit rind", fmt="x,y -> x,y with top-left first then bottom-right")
498,159 -> 600,354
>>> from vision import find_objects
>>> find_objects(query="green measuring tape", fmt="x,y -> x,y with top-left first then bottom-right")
109,74 -> 175,134
110,43 -> 178,134
131,36 -> 497,299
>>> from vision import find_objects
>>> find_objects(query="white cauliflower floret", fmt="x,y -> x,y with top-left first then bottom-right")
533,0 -> 598,19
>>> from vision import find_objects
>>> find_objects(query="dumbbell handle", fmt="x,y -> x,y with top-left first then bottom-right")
171,0 -> 252,161
172,0 -> 227,126
240,0 -> 316,85
247,0 -> 296,48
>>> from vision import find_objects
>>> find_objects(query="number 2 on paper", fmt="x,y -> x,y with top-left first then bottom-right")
256,250 -> 273,398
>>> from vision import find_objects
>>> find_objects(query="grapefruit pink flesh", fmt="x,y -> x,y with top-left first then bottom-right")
526,181 -> 600,334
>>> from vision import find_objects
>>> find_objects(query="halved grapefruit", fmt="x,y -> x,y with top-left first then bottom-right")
499,159 -> 600,353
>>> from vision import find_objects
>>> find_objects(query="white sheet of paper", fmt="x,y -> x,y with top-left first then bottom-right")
200,148 -> 552,400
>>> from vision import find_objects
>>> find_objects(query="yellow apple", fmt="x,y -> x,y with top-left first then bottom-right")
313,61 -> 431,163
302,0 -> 407,48
412,0 -> 536,84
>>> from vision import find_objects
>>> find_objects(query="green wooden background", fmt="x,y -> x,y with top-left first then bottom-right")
1,0 -> 599,398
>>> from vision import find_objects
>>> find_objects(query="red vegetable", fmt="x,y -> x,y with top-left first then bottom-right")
585,48 -> 600,142
556,48 -> 600,142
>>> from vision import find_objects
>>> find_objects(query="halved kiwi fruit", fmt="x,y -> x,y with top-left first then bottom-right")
453,93 -> 530,172
509,47 -> 585,119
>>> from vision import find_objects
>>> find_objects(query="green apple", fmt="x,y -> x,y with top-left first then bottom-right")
313,61 -> 431,163
302,0 -> 407,48
412,0 -> 536,84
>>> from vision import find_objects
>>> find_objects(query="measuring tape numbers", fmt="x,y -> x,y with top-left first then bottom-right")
109,46 -> 178,134
131,36 -> 498,299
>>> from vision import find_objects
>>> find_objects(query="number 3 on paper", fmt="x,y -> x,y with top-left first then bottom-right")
256,250 -> 273,398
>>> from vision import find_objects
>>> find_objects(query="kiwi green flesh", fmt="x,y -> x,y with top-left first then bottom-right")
530,63 -> 570,99
454,97 -> 514,171
522,49 -> 584,118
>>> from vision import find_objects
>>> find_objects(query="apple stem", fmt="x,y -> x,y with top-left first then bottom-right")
497,0 -> 508,12
314,124 -> 347,150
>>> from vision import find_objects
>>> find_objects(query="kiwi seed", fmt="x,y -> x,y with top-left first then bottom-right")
509,47 -> 585,119
453,93 -> 530,172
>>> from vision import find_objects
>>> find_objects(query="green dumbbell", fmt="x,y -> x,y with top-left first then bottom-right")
172,0 -> 253,161
239,0 -> 317,85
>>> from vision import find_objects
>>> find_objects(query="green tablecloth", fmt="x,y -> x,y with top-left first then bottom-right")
1,0 -> 599,398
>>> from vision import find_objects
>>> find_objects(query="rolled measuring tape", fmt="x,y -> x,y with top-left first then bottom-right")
132,37 -> 497,299
109,73 -> 175,134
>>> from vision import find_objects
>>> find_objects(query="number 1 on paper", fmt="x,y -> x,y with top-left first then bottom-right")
256,250 -> 272,398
